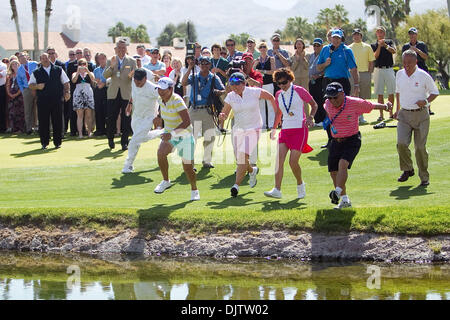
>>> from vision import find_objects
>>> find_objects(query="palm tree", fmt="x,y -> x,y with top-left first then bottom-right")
333,4 -> 350,28
44,0 -> 53,51
31,0 -> 39,59
284,17 -> 312,40
10,0 -> 23,52
107,22 -> 125,43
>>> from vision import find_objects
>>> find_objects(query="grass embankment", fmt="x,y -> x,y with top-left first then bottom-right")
0,96 -> 450,236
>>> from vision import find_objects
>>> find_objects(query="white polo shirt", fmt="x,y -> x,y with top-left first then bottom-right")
224,87 -> 263,130
131,80 -> 159,118
395,67 -> 439,110
0,61 -> 6,86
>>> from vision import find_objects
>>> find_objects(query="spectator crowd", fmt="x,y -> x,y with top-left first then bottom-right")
0,26 -> 439,207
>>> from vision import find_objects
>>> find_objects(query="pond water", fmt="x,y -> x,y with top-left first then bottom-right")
0,252 -> 448,300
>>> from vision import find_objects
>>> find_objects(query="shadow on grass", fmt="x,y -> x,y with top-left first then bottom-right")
389,185 -> 434,200
10,147 -> 58,158
137,201 -> 191,230
111,170 -> 156,189
260,199 -> 307,212
209,173 -> 250,190
86,148 -> 125,161
307,149 -> 328,167
206,192 -> 256,209
313,209 -> 356,233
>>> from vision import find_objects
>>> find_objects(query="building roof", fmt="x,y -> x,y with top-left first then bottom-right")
0,32 -> 187,62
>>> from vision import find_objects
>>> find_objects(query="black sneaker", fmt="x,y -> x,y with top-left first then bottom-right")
329,190 -> 340,204
230,186 -> 238,198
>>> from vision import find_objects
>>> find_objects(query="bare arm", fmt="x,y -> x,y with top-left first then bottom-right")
369,61 -> 374,73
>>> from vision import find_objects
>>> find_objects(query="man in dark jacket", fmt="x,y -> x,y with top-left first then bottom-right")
28,53 -> 70,149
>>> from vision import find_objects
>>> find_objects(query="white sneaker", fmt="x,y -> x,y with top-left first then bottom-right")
297,183 -> 306,199
334,200 -> 352,210
314,122 -> 323,127
191,190 -> 200,201
249,167 -> 258,188
154,180 -> 172,194
264,188 -> 282,199
122,164 -> 134,174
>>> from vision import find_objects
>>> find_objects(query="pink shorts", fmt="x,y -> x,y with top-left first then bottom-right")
278,127 -> 309,151
233,128 -> 261,156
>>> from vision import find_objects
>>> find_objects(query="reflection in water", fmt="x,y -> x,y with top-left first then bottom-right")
0,252 -> 448,300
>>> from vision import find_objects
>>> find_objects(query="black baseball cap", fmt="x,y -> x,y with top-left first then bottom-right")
324,82 -> 344,98
133,68 -> 147,81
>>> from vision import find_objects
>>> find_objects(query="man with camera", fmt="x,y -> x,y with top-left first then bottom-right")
182,56 -> 225,169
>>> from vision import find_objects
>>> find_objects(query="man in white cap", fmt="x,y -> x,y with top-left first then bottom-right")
154,77 -> 200,201
121,68 -> 161,173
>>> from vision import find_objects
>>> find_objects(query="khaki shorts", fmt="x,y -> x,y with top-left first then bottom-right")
373,67 -> 395,96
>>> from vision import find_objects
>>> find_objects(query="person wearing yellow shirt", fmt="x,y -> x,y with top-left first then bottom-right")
349,29 -> 375,124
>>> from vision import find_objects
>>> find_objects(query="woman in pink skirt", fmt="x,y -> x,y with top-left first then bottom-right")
264,68 -> 318,199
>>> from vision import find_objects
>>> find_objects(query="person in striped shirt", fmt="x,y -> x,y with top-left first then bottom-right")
154,77 -> 200,201
324,82 -> 392,209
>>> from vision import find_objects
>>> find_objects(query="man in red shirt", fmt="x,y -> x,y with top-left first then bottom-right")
324,82 -> 392,209
242,52 -> 263,87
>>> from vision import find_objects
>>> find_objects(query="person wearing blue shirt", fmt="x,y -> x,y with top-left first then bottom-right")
143,48 -> 166,76
225,39 -> 243,63
317,29 -> 359,96
93,53 -> 108,136
17,52 -> 38,134
182,56 -> 225,168
317,29 -> 360,149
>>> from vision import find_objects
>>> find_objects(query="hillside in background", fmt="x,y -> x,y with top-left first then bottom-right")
0,0 -> 446,45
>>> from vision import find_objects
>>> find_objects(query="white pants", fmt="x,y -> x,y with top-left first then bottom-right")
124,115 -> 155,167
259,83 -> 275,129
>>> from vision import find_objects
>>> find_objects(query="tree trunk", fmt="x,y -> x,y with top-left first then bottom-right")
438,61 -> 449,89
44,0 -> 53,51
404,0 -> 411,16
10,0 -> 23,52
382,0 -> 397,41
31,0 -> 39,59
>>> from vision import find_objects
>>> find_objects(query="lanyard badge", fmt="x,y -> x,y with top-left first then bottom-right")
281,86 -> 294,116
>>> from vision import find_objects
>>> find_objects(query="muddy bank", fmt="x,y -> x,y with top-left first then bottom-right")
0,225 -> 448,262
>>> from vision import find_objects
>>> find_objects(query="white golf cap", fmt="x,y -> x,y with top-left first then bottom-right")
156,77 -> 174,90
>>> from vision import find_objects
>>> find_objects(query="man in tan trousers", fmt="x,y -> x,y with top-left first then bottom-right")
394,50 -> 439,186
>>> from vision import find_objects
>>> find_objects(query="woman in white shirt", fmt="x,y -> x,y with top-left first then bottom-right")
264,68 -> 317,199
219,72 -> 279,198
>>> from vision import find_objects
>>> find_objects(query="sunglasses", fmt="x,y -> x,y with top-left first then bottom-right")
272,39 -> 280,42
229,78 -> 244,85
276,80 -> 288,86
200,62 -> 210,66
76,52 -> 83,55
247,41 -> 254,44
328,96 -> 339,100
313,44 -> 321,47
259,46 -> 267,49
226,43 -> 235,47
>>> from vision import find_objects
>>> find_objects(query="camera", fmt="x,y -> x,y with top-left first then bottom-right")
227,57 -> 246,77
186,43 -> 195,57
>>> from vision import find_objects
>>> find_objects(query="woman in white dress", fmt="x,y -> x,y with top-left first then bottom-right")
72,58 -> 95,138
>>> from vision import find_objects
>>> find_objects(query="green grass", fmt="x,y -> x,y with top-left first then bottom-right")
1,96 -> 450,235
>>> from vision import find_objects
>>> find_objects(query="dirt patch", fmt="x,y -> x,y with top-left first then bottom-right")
0,225 -> 448,262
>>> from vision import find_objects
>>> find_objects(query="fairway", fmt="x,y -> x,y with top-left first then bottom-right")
0,96 -> 449,235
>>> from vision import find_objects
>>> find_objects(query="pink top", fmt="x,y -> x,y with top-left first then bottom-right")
324,96 -> 374,138
275,85 -> 313,129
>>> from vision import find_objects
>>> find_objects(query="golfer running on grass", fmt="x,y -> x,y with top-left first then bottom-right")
264,68 -> 318,199
122,68 -> 160,173
219,72 -> 278,198
324,82 -> 392,209
154,77 -> 200,201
